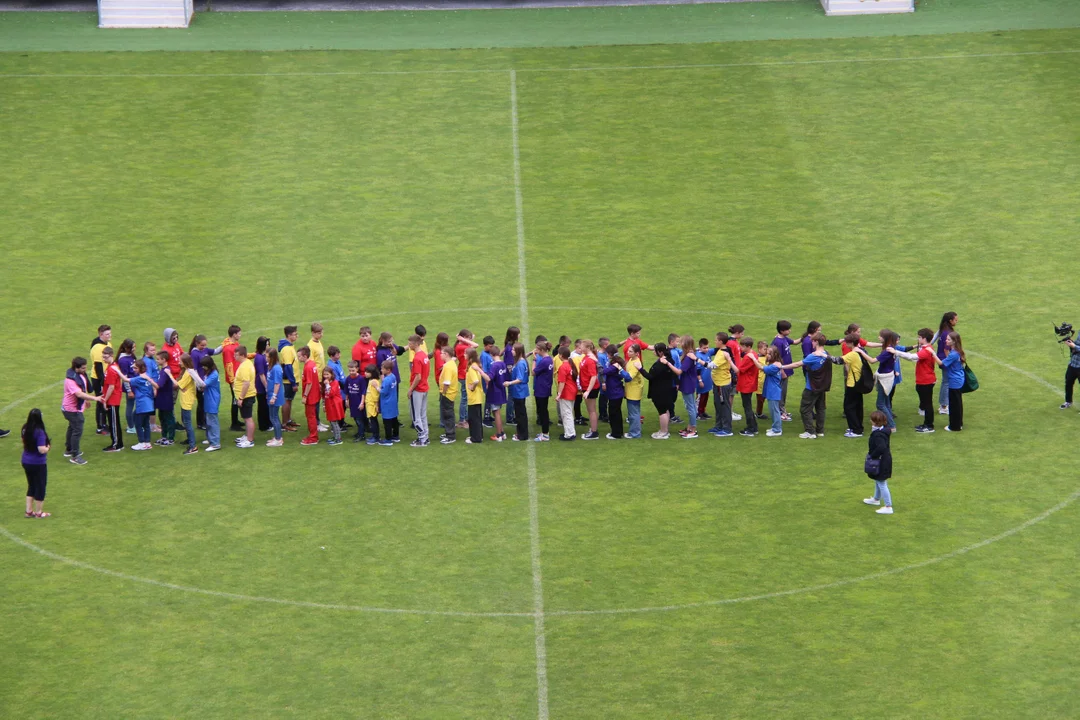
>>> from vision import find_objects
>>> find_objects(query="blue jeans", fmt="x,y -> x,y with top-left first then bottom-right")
134,412 -> 152,443
874,480 -> 892,506
875,384 -> 895,429
938,380 -> 949,407
458,380 -> 468,422
768,399 -> 782,433
181,408 -> 195,449
682,392 -> 698,428
125,395 -> 136,430
269,405 -> 282,440
205,413 -> 220,446
626,399 -> 642,438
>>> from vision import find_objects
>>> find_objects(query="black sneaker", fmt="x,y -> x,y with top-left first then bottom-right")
70,456 -> 88,465
581,431 -> 600,440
916,426 -> 935,433
1060,402 -> 1072,410
739,429 -> 757,437
559,434 -> 576,441
0,428 -> 9,438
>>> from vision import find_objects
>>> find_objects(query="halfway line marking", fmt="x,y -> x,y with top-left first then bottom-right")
512,67 -> 550,720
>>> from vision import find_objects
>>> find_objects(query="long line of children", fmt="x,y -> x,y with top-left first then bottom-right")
67,313 -> 971,460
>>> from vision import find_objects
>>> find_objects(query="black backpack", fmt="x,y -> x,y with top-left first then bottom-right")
855,356 -> 875,394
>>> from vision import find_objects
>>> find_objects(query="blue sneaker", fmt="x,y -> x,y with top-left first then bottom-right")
706,428 -> 721,435
366,438 -> 377,445
379,440 -> 394,447
713,430 -> 734,437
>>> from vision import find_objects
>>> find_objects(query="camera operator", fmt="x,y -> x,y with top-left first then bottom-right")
1063,335 -> 1080,410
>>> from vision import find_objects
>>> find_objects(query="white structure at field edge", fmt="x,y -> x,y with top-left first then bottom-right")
821,0 -> 913,16
98,0 -> 192,28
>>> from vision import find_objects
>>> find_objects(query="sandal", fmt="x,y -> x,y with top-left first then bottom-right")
24,511 -> 35,518
35,512 -> 51,518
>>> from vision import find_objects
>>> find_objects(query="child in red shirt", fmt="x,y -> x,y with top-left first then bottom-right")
322,368 -> 345,445
914,328 -> 938,433
351,326 -> 378,374
556,347 -> 579,441
100,347 -> 125,451
735,337 -> 759,436
454,330 -> 478,427
298,346 -> 322,446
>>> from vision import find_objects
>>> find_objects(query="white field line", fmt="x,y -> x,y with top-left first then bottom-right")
548,486 -> 1080,617
0,525 -> 532,617
512,68 -> 550,720
0,48 -> 1077,80
0,381 -> 63,417
967,350 -> 1063,398
0,312 -> 1071,625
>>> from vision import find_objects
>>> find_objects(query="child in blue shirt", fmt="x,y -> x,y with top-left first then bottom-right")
129,358 -> 158,450
755,346 -> 800,436
504,345 -> 531,441
695,338 -> 715,420
379,359 -> 400,445
326,346 -> 349,427
344,361 -> 367,442
200,356 -> 222,451
596,338 -> 611,423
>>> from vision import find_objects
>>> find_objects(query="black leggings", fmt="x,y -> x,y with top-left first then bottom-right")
24,463 -> 47,501
513,398 -> 529,440
916,383 -> 935,428
948,388 -> 964,431
741,392 -> 758,433
608,398 -> 624,438
843,385 -> 864,435
1066,365 -> 1080,404
383,417 -> 400,440
468,404 -> 483,443
535,396 -> 550,434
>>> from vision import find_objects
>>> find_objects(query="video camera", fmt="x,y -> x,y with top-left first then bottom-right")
1054,322 -> 1074,343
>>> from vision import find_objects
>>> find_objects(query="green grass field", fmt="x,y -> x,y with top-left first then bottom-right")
1,26 -> 1079,719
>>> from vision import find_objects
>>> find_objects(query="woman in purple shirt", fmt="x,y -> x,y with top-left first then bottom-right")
865,330 -> 900,431
932,312 -> 958,413
21,408 -> 51,518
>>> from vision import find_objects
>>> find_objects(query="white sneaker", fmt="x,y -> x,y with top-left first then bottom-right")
938,407 -> 949,415
266,438 -> 283,447
317,423 -> 329,432
731,412 -> 742,421
236,440 -> 255,448
651,432 -> 670,440
844,430 -> 863,438
765,429 -> 782,437
917,408 -> 925,416
876,506 -> 894,514
863,498 -> 881,506
205,445 -> 220,452
798,432 -> 817,439
132,443 -> 150,451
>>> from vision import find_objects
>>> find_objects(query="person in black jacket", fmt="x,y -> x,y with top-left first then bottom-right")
863,410 -> 894,514
641,343 -> 678,440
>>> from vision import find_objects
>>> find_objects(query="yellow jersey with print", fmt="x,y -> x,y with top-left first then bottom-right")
365,381 -> 380,417
710,349 -> 732,387
233,358 -> 257,400
440,360 -> 460,401
279,344 -> 298,386
842,349 -> 863,388
466,365 -> 484,405
308,339 -> 326,374
624,359 -> 645,401
178,371 -> 197,411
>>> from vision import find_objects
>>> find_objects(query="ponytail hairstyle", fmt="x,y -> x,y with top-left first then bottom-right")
939,312 -> 958,335
845,323 -> 862,337
512,342 -> 526,362
21,408 -> 49,454
948,331 -> 966,363
801,321 -> 822,340
188,334 -> 199,352
727,324 -> 745,336
267,348 -> 279,369
879,329 -> 898,349
653,342 -> 670,363
118,338 -> 135,356
504,326 -> 520,347
558,346 -> 579,381
581,339 -> 596,356
535,340 -> 552,356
